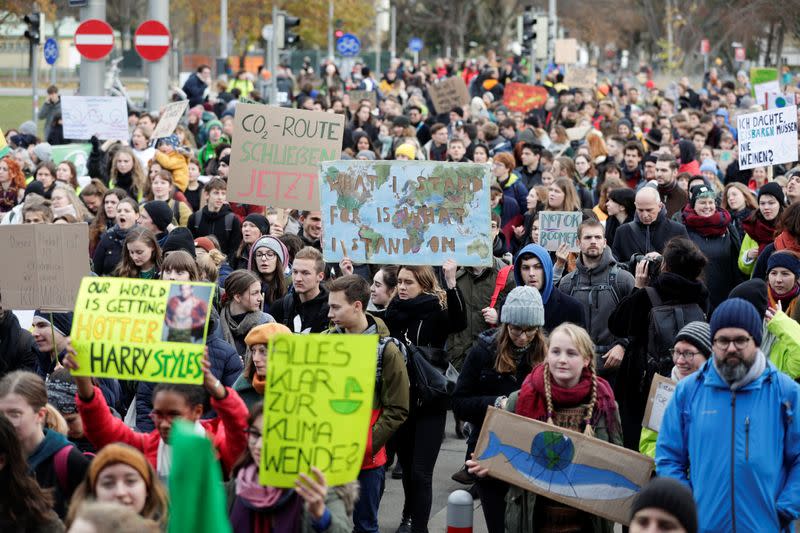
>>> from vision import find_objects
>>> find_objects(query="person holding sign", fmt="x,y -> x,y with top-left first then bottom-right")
227,403 -> 356,533
466,323 -> 622,532
64,346 -> 249,479
638,322 -> 710,458
454,286 -> 548,533
325,275 -> 410,533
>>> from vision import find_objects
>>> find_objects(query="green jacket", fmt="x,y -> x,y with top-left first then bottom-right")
225,477 -> 356,533
323,314 -> 409,453
638,427 -> 658,458
502,392 -> 618,533
446,259 -> 514,371
766,311 -> 800,379
738,233 -> 758,276
232,374 -> 262,409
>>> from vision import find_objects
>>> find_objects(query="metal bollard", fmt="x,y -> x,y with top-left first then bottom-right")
446,489 -> 473,533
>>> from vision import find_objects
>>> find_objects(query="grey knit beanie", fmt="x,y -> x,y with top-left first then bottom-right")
501,286 -> 544,328
674,321 -> 712,359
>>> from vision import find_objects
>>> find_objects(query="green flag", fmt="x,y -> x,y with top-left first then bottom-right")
167,420 -> 232,533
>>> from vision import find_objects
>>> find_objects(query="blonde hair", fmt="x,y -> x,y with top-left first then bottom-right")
544,323 -> 597,437
44,404 -> 68,435
398,265 -> 447,308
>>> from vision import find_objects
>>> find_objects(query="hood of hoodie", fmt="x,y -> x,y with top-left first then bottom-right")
513,243 -> 553,304
328,313 -> 391,338
28,428 -> 71,471
203,203 -> 233,221
575,246 -> 616,275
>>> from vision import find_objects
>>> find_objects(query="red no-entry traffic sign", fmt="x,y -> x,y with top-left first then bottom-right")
74,19 -> 114,61
134,20 -> 171,62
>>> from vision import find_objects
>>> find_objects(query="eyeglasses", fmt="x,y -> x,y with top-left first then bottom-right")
149,410 -> 183,423
670,349 -> 701,360
712,336 -> 752,350
255,250 -> 277,260
245,428 -> 262,441
508,325 -> 538,338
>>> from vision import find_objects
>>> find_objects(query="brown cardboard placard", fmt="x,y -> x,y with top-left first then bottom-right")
555,39 -> 578,64
429,77 -> 470,114
151,100 -> 190,140
347,90 -> 377,113
0,224 -> 90,311
641,374 -> 677,433
227,103 -> 345,210
474,407 -> 654,526
564,67 -> 597,89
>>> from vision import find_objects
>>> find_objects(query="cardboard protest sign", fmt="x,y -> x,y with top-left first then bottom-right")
750,67 -> 780,105
766,92 -> 797,109
70,278 -> 215,384
151,100 -> 190,140
475,407 -> 654,526
0,224 -> 89,311
642,374 -> 676,433
61,96 -> 129,141
347,90 -> 377,113
260,334 -> 379,488
566,125 -> 592,141
736,106 -> 798,170
564,67 -> 597,89
503,83 -> 548,113
319,160 -> 493,267
555,39 -> 578,64
51,143 -> 92,177
538,211 -> 581,252
429,77 -> 470,114
228,103 -> 345,210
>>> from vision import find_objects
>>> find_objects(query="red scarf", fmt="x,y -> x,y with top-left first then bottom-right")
774,231 -> 800,255
515,364 -> 618,433
682,206 -> 732,238
742,214 -> 778,253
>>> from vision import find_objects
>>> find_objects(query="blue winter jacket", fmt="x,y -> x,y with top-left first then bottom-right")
655,356 -> 800,533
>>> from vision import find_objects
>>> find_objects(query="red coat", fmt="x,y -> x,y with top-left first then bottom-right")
76,385 -> 249,477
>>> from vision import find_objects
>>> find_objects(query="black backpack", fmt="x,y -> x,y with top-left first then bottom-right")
645,287 -> 706,377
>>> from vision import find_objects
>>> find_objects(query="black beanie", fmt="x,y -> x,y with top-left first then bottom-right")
758,181 -> 786,207
33,310 -> 74,337
25,180 -> 46,198
162,227 -> 196,258
608,187 -> 636,216
244,213 -> 270,235
729,278 -> 769,317
142,200 -> 174,232
630,478 -> 697,533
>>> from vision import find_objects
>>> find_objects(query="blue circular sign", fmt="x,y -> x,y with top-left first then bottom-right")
43,38 -> 59,65
336,33 -> 361,57
408,37 -> 424,53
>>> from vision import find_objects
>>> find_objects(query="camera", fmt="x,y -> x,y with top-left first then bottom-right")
629,253 -> 663,278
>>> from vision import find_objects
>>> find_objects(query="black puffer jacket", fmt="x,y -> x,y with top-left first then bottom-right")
608,272 -> 709,449
452,330 -> 533,449
92,225 -> 130,276
0,311 -> 38,378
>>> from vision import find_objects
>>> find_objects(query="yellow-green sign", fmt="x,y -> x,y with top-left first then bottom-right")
260,334 -> 379,488
70,277 -> 215,384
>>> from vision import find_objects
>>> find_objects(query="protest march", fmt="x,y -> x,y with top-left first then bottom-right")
2,6 -> 800,533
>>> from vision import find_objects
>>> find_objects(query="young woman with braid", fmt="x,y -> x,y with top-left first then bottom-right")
467,323 -> 622,533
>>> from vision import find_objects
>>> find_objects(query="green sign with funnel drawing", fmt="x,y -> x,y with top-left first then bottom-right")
260,333 -> 379,487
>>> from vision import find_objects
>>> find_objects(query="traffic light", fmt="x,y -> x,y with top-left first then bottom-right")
275,12 -> 300,49
23,12 -> 42,45
519,7 -> 535,57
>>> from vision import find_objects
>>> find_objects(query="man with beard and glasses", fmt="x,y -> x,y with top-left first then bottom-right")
558,219 -> 634,385
656,298 -> 800,533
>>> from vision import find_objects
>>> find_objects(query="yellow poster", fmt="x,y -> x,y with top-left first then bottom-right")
70,277 -> 215,384
0,127 -> 8,158
260,334 -> 379,488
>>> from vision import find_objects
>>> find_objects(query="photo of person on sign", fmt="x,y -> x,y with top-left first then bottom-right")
162,283 -> 211,343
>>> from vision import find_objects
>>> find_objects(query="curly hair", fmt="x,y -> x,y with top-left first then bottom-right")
1,155 -> 27,189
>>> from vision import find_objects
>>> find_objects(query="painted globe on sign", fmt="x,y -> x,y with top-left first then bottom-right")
530,431 -> 575,471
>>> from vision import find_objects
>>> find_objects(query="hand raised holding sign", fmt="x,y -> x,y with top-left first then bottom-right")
62,339 -> 95,401
295,467 -> 329,520
443,259 -> 458,289
201,347 -> 227,400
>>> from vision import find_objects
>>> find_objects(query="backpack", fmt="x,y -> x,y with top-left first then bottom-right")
192,210 -> 236,238
171,199 -> 182,224
560,264 -> 622,306
645,287 -> 706,377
